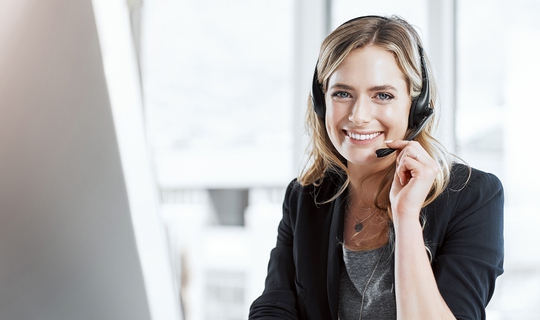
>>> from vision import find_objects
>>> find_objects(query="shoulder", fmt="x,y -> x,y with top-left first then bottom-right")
425,163 -> 504,237
445,163 -> 504,212
448,163 -> 503,192
424,163 -> 504,232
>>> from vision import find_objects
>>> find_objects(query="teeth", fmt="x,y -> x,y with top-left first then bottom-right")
347,131 -> 381,141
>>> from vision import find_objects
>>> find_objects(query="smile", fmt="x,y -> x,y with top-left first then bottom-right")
345,131 -> 382,141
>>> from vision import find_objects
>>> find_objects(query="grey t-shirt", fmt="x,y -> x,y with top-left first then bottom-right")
338,242 -> 396,320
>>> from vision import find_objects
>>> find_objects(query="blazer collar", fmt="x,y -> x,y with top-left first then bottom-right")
326,183 -> 347,320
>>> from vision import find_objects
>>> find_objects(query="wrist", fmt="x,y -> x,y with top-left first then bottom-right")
393,213 -> 423,236
393,210 -> 422,226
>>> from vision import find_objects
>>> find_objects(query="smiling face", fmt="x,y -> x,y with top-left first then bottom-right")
325,45 -> 411,169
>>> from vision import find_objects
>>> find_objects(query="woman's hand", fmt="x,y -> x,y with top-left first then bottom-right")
385,140 -> 456,320
385,140 -> 440,221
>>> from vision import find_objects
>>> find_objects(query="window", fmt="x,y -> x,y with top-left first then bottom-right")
141,0 -> 295,189
456,0 -> 540,318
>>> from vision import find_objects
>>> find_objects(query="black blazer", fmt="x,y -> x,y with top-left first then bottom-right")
249,164 -> 504,320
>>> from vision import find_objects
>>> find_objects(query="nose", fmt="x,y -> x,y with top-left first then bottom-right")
348,96 -> 372,125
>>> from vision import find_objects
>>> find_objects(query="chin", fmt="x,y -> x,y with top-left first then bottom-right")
342,149 -> 377,165
343,148 -> 393,168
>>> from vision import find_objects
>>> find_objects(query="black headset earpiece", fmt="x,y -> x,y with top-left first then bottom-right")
311,67 -> 325,119
407,47 -> 431,129
310,16 -> 433,158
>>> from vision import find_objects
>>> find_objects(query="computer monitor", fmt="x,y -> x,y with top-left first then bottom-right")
0,1 -> 181,319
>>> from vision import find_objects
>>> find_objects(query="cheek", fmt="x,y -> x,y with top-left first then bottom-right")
325,114 -> 338,139
325,99 -> 350,122
325,108 -> 346,147
325,105 -> 340,134
380,105 -> 410,132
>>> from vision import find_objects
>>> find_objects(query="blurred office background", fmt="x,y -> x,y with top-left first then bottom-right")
0,0 -> 538,319
140,0 -> 540,319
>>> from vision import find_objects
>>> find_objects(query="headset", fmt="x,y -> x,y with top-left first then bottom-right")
310,16 -> 434,158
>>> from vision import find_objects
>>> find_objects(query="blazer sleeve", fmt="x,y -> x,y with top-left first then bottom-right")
249,179 -> 300,320
432,169 -> 504,320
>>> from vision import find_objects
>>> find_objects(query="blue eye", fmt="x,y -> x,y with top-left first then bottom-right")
332,91 -> 350,99
376,93 -> 394,100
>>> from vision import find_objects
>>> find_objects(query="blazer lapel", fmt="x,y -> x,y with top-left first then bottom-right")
326,188 -> 346,320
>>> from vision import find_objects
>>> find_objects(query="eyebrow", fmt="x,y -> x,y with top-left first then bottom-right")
369,84 -> 398,92
329,83 -> 398,92
329,83 -> 355,91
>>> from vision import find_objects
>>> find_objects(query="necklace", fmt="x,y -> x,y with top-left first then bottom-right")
349,205 -> 378,233
358,248 -> 385,320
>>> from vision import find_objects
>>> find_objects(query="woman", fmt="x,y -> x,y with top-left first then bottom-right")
249,15 -> 503,320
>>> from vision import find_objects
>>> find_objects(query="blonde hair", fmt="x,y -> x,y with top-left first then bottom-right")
299,15 -> 453,219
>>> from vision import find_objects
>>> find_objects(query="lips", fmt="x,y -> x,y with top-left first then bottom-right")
344,130 -> 382,141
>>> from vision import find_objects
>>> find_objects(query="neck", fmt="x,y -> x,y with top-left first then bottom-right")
347,157 -> 394,207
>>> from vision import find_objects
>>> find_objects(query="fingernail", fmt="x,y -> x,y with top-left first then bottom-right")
384,140 -> 393,143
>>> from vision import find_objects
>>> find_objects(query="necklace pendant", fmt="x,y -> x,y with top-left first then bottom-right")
354,223 -> 363,232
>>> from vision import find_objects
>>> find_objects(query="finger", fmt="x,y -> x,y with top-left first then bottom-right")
384,139 -> 410,150
395,156 -> 424,185
391,141 -> 428,165
391,168 -> 405,192
386,140 -> 418,159
396,146 -> 422,167
406,150 -> 424,163
395,164 -> 409,185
